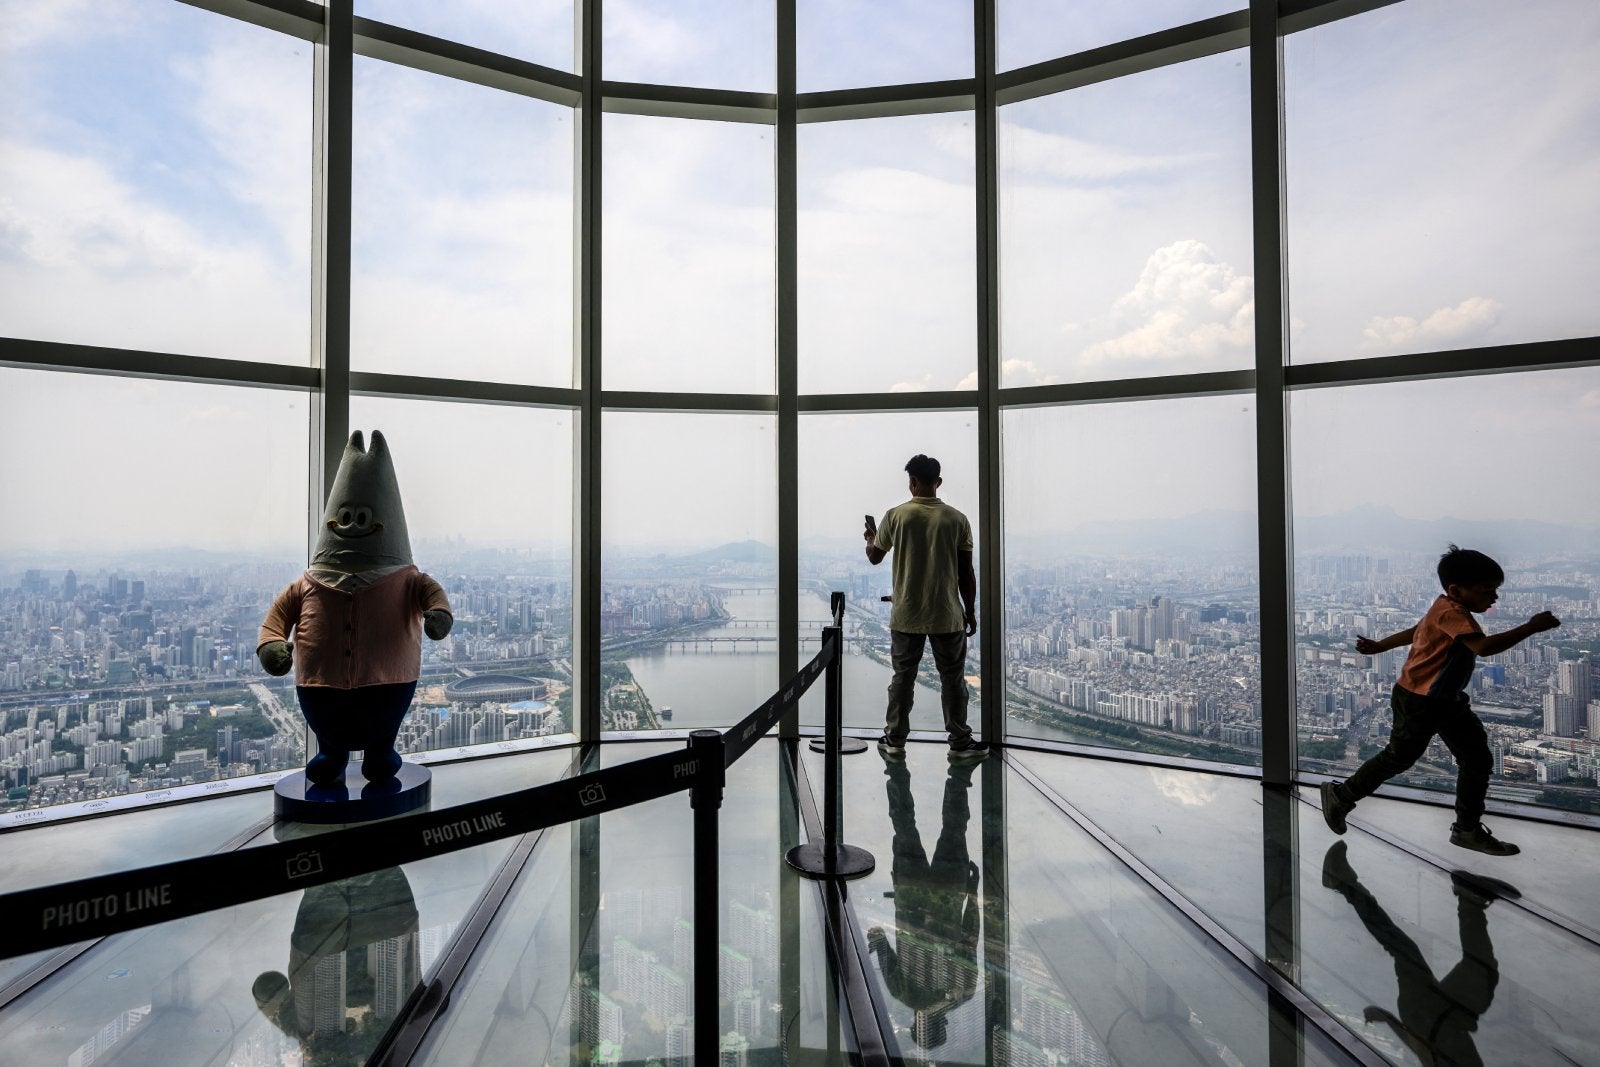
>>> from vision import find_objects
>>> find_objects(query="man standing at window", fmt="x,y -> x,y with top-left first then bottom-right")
865,454 -> 986,759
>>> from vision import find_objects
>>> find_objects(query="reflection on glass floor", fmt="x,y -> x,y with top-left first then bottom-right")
0,748 -> 577,1066
5,737 -> 1597,1065
413,739 -> 848,1065
812,742 -> 1350,1066
1011,746 -> 1600,1066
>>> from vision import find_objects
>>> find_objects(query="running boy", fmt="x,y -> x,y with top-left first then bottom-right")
1320,545 -> 1560,856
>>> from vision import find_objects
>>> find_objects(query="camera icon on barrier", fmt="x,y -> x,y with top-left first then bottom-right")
577,783 -> 606,807
286,851 -> 324,879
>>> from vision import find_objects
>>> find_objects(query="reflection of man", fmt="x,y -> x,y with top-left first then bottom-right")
866,757 -> 982,1050
253,867 -> 421,1050
865,454 -> 985,759
1321,842 -> 1507,1067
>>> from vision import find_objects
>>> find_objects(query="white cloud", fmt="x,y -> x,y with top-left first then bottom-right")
1146,767 -> 1221,807
1078,240 -> 1254,367
1359,296 -> 1503,352
178,34 -> 313,255
0,0 -> 101,53
994,122 -> 1202,183
0,140 -> 307,360
602,0 -> 699,70
954,359 -> 1053,391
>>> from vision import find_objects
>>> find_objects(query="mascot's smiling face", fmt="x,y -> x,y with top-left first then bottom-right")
312,430 -> 414,571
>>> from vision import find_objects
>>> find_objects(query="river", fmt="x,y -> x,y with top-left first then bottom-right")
624,588 -> 1106,743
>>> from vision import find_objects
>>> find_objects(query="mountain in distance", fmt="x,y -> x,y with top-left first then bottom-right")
677,539 -> 775,565
1292,505 -> 1600,560
953,506 -> 1598,562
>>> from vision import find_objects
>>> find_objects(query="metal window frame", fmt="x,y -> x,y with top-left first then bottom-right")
5,1 -> 1600,1063
5,0 -> 1597,789
3,0 -> 1595,781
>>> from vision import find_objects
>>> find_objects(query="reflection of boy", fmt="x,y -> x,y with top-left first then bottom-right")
1321,841 -> 1506,1067
1321,545 -> 1560,856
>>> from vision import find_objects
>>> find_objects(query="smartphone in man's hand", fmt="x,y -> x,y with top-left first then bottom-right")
864,514 -> 876,534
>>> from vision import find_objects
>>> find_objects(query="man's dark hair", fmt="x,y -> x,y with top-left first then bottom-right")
904,454 -> 941,484
1437,544 -> 1503,590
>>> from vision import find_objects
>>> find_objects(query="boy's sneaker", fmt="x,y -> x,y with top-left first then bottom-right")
948,740 -> 989,761
1449,822 -> 1520,856
1320,781 -> 1355,836
1450,870 -> 1521,907
1320,840 -> 1357,890
876,736 -> 905,757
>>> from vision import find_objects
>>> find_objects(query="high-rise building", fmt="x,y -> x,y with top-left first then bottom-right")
1545,691 -> 1579,738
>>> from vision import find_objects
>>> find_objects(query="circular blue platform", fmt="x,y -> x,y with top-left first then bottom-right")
274,762 -> 431,824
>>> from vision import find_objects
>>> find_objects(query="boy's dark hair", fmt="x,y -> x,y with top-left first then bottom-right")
904,454 -> 941,484
1437,544 -> 1503,590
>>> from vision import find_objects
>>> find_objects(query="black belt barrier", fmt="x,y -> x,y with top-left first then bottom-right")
0,626 -> 843,962
1,747 -> 697,959
721,629 -> 838,768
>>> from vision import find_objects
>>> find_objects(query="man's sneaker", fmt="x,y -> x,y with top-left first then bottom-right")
1449,822 -> 1520,856
948,740 -> 989,761
1320,781 -> 1355,836
876,736 -> 905,757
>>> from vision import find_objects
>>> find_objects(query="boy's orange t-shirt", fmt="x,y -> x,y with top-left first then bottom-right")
1397,594 -> 1484,699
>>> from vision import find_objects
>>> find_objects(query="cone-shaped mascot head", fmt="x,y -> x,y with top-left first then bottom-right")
312,431 -> 413,571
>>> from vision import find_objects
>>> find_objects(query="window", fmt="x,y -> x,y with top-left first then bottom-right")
1291,368 -> 1600,813
1284,0 -> 1600,363
352,59 -> 575,387
999,51 -> 1252,386
602,412 -> 778,731
1004,396 -> 1260,765
0,0 -> 312,363
799,113 -> 977,395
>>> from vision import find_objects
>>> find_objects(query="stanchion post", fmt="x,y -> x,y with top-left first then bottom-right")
810,591 -> 866,755
823,618 -> 841,870
689,729 -> 725,1065
785,605 -> 875,881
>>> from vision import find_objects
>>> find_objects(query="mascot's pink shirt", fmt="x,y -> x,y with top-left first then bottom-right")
257,565 -> 450,689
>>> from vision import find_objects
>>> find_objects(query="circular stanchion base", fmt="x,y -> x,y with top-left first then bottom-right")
785,841 -> 876,880
808,737 -> 868,754
274,762 -> 431,824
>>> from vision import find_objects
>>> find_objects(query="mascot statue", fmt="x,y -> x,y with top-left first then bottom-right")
257,430 -> 452,786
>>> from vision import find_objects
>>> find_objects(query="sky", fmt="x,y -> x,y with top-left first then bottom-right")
0,0 -> 1596,558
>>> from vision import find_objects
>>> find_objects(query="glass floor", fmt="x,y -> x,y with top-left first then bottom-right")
1,738 -> 1596,1065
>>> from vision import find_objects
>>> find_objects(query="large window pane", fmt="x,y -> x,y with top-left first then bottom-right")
603,0 -> 774,91
1003,397 -> 1260,764
799,114 -> 977,395
602,413 -> 777,730
1291,369 -> 1600,816
798,0 -> 971,92
798,412 -> 980,733
0,0 -> 312,364
999,0 -> 1239,74
1284,0 -> 1600,363
349,397 -> 575,753
352,60 -> 575,386
999,52 -> 1252,386
358,0 -> 575,73
603,115 -> 774,394
0,370 -> 308,814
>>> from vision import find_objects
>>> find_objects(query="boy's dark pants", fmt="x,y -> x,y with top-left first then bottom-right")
1342,685 -> 1493,826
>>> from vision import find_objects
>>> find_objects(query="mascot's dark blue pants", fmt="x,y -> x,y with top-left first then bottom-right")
296,682 -> 416,785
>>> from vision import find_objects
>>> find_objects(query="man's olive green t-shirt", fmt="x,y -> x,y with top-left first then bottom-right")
874,497 -> 972,634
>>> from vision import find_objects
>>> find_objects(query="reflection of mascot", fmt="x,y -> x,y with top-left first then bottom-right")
257,431 -> 452,785
252,867 -> 421,1048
